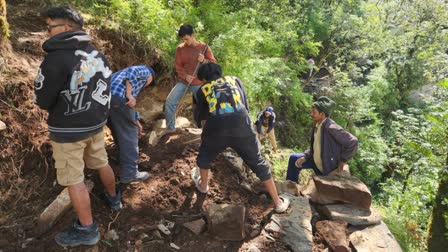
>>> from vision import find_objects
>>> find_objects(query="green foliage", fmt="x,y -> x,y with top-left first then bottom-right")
55,1 -> 448,248
378,108 -> 444,250
381,206 -> 415,252
0,0 -> 8,41
268,152 -> 289,180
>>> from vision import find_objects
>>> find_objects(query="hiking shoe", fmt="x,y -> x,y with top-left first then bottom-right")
121,171 -> 150,184
274,195 -> 291,213
55,220 -> 99,248
103,189 -> 122,211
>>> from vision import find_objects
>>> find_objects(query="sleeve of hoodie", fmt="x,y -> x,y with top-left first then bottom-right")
196,86 -> 209,122
235,77 -> 249,113
34,54 -> 66,110
267,112 -> 276,133
255,111 -> 263,133
328,123 -> 359,162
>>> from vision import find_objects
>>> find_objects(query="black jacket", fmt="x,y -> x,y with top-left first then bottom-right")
196,76 -> 253,137
34,30 -> 112,142
304,118 -> 358,175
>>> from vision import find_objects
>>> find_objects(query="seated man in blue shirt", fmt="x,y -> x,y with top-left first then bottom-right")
108,65 -> 156,183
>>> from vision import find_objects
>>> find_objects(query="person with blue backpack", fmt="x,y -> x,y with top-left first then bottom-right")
192,62 -> 290,213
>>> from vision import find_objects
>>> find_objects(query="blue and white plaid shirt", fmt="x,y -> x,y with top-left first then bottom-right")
111,65 -> 155,98
111,65 -> 156,120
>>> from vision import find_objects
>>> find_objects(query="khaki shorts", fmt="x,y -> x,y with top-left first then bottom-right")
51,131 -> 108,186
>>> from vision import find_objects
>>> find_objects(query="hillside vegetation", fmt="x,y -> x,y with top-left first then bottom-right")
1,0 -> 448,251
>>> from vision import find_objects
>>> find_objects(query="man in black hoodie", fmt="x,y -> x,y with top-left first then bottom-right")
34,6 -> 121,247
193,63 -> 290,213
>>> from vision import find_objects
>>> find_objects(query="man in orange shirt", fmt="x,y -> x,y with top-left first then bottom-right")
165,24 -> 216,132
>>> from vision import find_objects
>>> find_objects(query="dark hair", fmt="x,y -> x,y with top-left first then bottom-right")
146,66 -> 157,87
197,63 -> 222,82
42,6 -> 84,29
178,24 -> 194,37
312,105 -> 329,117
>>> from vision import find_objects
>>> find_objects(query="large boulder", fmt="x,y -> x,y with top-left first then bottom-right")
301,178 -> 341,205
205,204 -> 246,241
319,204 -> 382,226
313,175 -> 372,209
350,221 -> 403,252
264,196 -> 313,252
136,87 -> 166,122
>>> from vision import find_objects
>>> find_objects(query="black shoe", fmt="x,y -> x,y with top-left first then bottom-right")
104,190 -> 122,211
55,220 -> 99,247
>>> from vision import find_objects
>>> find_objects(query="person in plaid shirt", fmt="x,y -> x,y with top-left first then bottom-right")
108,65 -> 156,183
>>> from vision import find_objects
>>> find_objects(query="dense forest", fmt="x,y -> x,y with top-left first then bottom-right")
1,0 -> 448,251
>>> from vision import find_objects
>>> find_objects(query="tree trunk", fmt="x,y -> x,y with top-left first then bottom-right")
427,153 -> 448,251
0,0 -> 9,43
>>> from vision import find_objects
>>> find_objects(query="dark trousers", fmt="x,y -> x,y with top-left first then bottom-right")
197,133 -> 272,181
108,96 -> 139,180
285,153 -> 323,183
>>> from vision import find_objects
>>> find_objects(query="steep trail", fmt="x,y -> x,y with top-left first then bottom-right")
0,2 -> 290,251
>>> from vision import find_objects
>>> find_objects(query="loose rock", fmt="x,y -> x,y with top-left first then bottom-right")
183,218 -> 206,235
206,204 -> 246,241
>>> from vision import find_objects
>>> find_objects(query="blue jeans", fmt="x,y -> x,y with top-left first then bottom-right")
285,153 -> 323,183
165,82 -> 201,130
108,96 -> 139,181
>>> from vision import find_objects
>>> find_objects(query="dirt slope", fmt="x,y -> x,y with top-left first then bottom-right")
0,2 -> 291,251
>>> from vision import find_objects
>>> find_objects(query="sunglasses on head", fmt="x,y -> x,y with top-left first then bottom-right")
46,24 -> 66,32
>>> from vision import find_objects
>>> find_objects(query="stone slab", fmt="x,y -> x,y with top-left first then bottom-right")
350,221 -> 403,252
320,204 -> 382,226
265,196 -> 313,252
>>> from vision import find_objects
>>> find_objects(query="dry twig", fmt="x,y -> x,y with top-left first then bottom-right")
107,211 -> 121,232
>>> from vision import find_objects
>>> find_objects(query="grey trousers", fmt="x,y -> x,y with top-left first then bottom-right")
108,95 -> 139,180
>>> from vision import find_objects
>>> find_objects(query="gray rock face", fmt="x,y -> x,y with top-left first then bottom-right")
350,221 -> 403,252
320,204 -> 382,226
205,204 -> 246,241
313,175 -> 372,209
222,151 -> 244,173
265,196 -> 313,252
